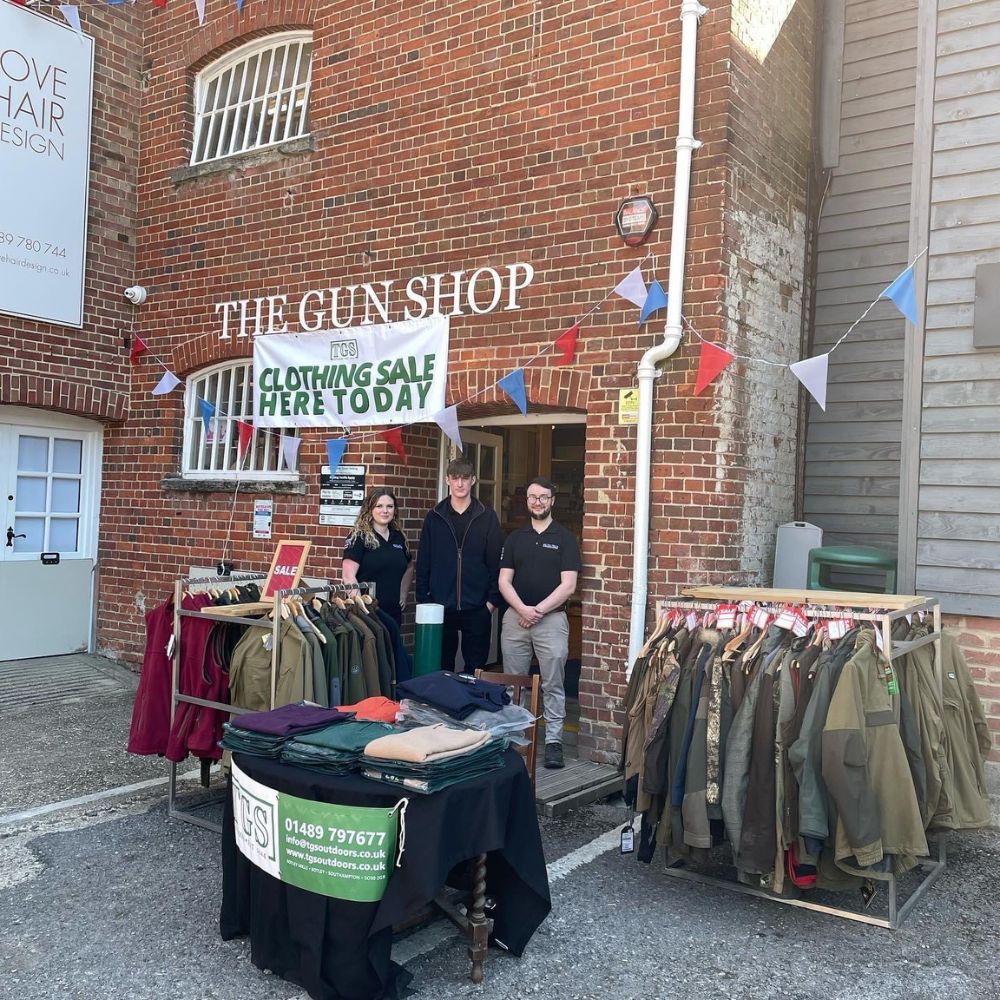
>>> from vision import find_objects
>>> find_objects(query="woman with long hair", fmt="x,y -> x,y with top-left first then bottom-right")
342,489 -> 414,625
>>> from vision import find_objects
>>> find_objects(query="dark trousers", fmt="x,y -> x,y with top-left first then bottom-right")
441,606 -> 493,674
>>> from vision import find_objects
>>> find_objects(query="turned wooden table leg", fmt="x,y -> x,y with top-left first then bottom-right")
467,852 -> 489,984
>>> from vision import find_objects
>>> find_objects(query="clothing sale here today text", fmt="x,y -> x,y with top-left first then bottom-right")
256,354 -> 436,419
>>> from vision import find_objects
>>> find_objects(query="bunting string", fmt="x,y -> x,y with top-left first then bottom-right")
132,246 -> 926,536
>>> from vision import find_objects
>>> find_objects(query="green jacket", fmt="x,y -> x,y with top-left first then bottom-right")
937,631 -> 992,830
822,630 -> 927,877
229,618 -> 312,711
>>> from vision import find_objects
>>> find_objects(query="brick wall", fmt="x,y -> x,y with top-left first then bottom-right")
80,0 -> 824,765
945,614 -> 1000,763
0,5 -> 140,422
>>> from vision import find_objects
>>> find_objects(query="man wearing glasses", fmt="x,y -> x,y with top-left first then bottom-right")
498,477 -> 582,769
416,455 -> 503,673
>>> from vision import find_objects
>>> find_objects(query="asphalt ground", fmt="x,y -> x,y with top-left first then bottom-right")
1,655 -> 998,1000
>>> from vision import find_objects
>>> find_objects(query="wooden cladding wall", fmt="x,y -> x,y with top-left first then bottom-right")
917,0 -> 1000,617
801,0 -> 918,552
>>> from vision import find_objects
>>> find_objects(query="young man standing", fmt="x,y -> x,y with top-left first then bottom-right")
415,456 -> 503,673
498,477 -> 581,769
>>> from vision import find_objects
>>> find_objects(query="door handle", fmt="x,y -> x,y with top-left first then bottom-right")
5,526 -> 26,547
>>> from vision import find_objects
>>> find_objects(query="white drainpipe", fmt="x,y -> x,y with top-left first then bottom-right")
627,0 -> 707,674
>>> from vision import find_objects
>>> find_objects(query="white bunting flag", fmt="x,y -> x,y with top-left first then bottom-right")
789,352 -> 830,411
194,0 -> 206,25
152,370 -> 181,396
434,405 -> 462,450
59,5 -> 82,34
613,266 -> 648,309
280,435 -> 301,472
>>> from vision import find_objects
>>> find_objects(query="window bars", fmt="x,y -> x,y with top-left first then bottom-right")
191,32 -> 313,165
183,361 -> 298,479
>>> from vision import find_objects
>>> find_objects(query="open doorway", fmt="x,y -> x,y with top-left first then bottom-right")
439,414 -> 586,751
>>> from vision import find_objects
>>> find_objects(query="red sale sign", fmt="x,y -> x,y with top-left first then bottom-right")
262,540 -> 312,600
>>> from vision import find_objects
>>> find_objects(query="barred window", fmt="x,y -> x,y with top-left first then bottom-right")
183,361 -> 298,480
191,32 -> 313,165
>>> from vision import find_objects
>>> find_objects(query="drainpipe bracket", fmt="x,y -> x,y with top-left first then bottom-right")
681,0 -> 708,20
676,136 -> 703,152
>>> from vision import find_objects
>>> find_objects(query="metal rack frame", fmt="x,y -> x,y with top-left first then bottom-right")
649,586 -> 946,929
166,573 -> 372,832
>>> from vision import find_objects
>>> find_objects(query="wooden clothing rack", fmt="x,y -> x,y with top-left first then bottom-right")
647,586 -> 945,930
167,572 -> 373,833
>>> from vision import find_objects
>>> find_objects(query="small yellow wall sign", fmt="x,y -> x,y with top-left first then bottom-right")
618,387 -> 640,425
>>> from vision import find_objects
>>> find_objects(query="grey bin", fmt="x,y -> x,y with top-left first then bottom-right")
772,521 -> 824,590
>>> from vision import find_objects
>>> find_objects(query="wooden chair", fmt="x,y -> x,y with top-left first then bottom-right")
474,669 -> 541,790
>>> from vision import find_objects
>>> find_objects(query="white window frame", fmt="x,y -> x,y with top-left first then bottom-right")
183,360 -> 299,481
191,31 -> 313,166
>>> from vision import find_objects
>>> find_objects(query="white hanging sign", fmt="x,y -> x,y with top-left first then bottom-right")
0,5 -> 94,328
252,316 -> 449,428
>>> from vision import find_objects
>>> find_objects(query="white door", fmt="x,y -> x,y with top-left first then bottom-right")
440,429 -> 504,511
0,408 -> 102,660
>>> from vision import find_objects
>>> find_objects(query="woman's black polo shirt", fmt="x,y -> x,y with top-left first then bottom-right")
343,528 -> 411,612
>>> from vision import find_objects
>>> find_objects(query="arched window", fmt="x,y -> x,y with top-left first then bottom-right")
191,31 -> 313,165
183,360 -> 298,479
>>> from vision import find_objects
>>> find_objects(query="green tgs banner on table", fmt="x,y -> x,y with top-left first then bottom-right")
231,762 -> 403,902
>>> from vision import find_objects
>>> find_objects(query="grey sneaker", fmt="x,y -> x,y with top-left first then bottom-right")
544,743 -> 564,769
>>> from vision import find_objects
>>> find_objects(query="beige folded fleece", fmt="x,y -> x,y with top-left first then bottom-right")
364,724 -> 491,763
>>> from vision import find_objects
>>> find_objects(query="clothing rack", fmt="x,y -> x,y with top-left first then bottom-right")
167,573 -> 373,832
646,586 -> 945,929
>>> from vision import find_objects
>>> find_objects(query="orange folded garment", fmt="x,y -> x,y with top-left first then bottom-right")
338,696 -> 400,723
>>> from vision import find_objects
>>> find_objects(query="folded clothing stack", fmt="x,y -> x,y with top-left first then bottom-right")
360,724 -> 507,794
221,704 -> 352,758
395,671 -> 510,720
281,720 -> 398,774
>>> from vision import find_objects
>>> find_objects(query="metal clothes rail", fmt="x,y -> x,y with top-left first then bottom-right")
648,586 -> 945,929
166,573 -> 372,833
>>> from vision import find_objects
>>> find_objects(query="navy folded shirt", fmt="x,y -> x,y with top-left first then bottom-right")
395,671 -> 510,719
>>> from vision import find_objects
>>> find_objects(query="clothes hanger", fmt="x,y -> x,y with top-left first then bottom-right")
640,611 -> 672,657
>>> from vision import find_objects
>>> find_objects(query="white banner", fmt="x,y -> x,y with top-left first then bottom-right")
253,316 -> 449,428
0,5 -> 94,328
231,762 -> 282,881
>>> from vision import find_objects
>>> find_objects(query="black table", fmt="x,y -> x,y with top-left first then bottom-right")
220,749 -> 551,1000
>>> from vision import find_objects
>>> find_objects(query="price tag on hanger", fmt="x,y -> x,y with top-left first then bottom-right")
750,606 -> 771,630
685,611 -> 699,631
737,600 -> 755,614
828,618 -> 848,641
620,823 -> 635,854
716,604 -> 738,629
774,605 -> 797,630
874,629 -> 886,654
791,608 -> 810,637
165,635 -> 175,659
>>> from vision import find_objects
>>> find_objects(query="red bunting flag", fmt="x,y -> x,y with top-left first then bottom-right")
554,323 -> 580,365
153,0 -> 168,6
693,340 -> 736,396
378,427 -> 406,463
129,336 -> 148,365
236,420 -> 254,460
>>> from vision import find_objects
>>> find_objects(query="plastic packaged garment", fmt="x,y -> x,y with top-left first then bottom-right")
399,698 -> 535,746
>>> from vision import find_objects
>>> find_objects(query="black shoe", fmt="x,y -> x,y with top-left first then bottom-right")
544,743 -> 564,769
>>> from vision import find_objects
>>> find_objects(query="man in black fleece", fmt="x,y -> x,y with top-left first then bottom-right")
415,455 -> 503,673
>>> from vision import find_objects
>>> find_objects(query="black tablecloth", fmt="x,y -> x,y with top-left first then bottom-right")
220,749 -> 551,1000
